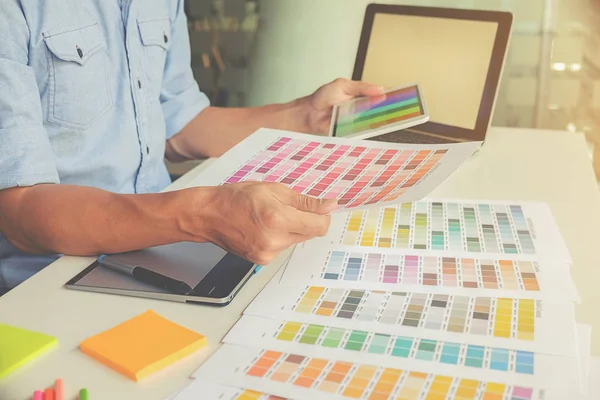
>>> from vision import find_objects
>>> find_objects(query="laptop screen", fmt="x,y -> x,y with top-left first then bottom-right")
360,13 -> 499,131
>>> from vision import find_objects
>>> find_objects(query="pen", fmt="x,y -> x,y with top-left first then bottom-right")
33,390 -> 43,400
55,379 -> 64,400
79,388 -> 89,400
98,255 -> 193,295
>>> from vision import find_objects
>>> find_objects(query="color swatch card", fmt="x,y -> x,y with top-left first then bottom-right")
193,344 -> 575,400
187,129 -> 481,211
173,379 -> 285,400
244,281 -> 577,356
324,199 -> 571,261
80,310 -> 207,381
280,244 -> 578,301
0,324 -> 57,379
223,315 -> 581,391
332,85 -> 426,137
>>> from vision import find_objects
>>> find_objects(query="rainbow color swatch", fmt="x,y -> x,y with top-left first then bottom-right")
275,321 -> 535,375
245,349 -> 534,399
342,201 -> 537,254
322,251 -> 540,291
334,85 -> 425,137
294,287 -> 536,340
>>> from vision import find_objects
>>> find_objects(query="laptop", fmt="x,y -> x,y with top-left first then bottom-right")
350,4 -> 513,144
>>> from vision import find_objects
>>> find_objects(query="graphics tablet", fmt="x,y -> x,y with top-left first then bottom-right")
65,242 -> 257,306
329,84 -> 429,140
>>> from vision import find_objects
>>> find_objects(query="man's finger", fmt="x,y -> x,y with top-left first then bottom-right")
342,80 -> 384,97
287,192 -> 338,215
283,207 -> 332,237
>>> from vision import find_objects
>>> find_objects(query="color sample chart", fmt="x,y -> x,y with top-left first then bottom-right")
189,130 -> 481,211
274,321 -> 534,374
224,316 -> 548,378
334,85 -> 424,137
335,200 -> 571,262
222,137 -> 447,207
173,379 -> 285,400
244,282 -> 578,355
286,248 -> 556,294
322,251 -> 540,288
194,344 -> 541,400
295,287 -> 538,338
342,202 -> 534,253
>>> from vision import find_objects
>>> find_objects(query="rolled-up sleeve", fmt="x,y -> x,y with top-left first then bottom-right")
0,3 -> 59,190
160,0 -> 210,140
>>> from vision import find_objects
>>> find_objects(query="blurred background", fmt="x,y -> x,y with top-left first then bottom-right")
173,0 -> 600,181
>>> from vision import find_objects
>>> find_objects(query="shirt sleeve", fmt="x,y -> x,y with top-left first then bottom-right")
0,1 -> 59,190
160,0 -> 210,140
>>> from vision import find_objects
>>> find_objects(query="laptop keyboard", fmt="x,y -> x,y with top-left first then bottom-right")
367,130 -> 453,144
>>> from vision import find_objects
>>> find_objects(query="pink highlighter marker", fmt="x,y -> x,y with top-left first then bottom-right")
33,390 -> 43,400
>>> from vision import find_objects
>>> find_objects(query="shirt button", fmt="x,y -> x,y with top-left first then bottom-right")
163,33 -> 168,43
146,145 -> 150,155
77,47 -> 83,58
137,80 -> 142,89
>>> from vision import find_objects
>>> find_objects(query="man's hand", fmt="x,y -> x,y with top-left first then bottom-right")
301,78 -> 385,134
198,182 -> 337,265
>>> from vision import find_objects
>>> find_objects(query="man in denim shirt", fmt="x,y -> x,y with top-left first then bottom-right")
0,0 -> 382,290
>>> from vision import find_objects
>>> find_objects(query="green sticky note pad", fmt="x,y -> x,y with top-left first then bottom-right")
0,324 -> 57,378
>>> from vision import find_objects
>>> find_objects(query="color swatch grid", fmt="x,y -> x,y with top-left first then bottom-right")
341,201 -> 536,254
222,136 -> 448,207
245,349 -> 534,400
334,85 -> 424,137
275,321 -> 534,375
295,287 -> 536,340
322,251 -> 540,291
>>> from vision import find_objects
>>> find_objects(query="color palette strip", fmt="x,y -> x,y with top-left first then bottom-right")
334,85 -> 424,137
341,201 -> 537,254
245,349 -> 534,399
222,136 -> 449,208
275,321 -> 535,375
294,287 -> 537,340
322,251 -> 541,291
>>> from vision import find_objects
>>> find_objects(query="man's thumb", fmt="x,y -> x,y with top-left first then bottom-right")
293,194 -> 338,214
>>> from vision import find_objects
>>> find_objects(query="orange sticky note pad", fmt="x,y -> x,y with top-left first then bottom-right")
80,310 -> 206,381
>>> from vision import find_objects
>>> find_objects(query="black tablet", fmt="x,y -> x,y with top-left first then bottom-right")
65,242 -> 257,306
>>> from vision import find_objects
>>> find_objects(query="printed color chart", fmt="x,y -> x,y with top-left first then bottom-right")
224,138 -> 446,207
244,282 -> 578,355
173,380 -> 285,400
327,200 -> 571,261
281,245 -> 578,300
333,85 -> 425,137
320,252 -> 540,289
189,129 -> 481,211
224,316 -> 582,390
294,287 -> 537,339
194,344 -> 543,400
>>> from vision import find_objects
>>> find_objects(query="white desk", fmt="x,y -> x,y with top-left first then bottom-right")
1,127 -> 600,400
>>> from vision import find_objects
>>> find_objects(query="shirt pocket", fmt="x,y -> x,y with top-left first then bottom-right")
43,23 -> 113,130
137,17 -> 171,95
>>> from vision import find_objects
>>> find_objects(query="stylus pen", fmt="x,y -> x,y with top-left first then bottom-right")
98,255 -> 193,295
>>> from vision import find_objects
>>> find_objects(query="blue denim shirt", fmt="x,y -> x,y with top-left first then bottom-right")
0,0 -> 209,287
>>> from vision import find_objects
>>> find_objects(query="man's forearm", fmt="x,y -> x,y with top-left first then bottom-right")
166,98 -> 312,160
0,184 -> 214,256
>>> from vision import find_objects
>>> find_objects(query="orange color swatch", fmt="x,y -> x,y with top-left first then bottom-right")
80,310 -> 206,381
